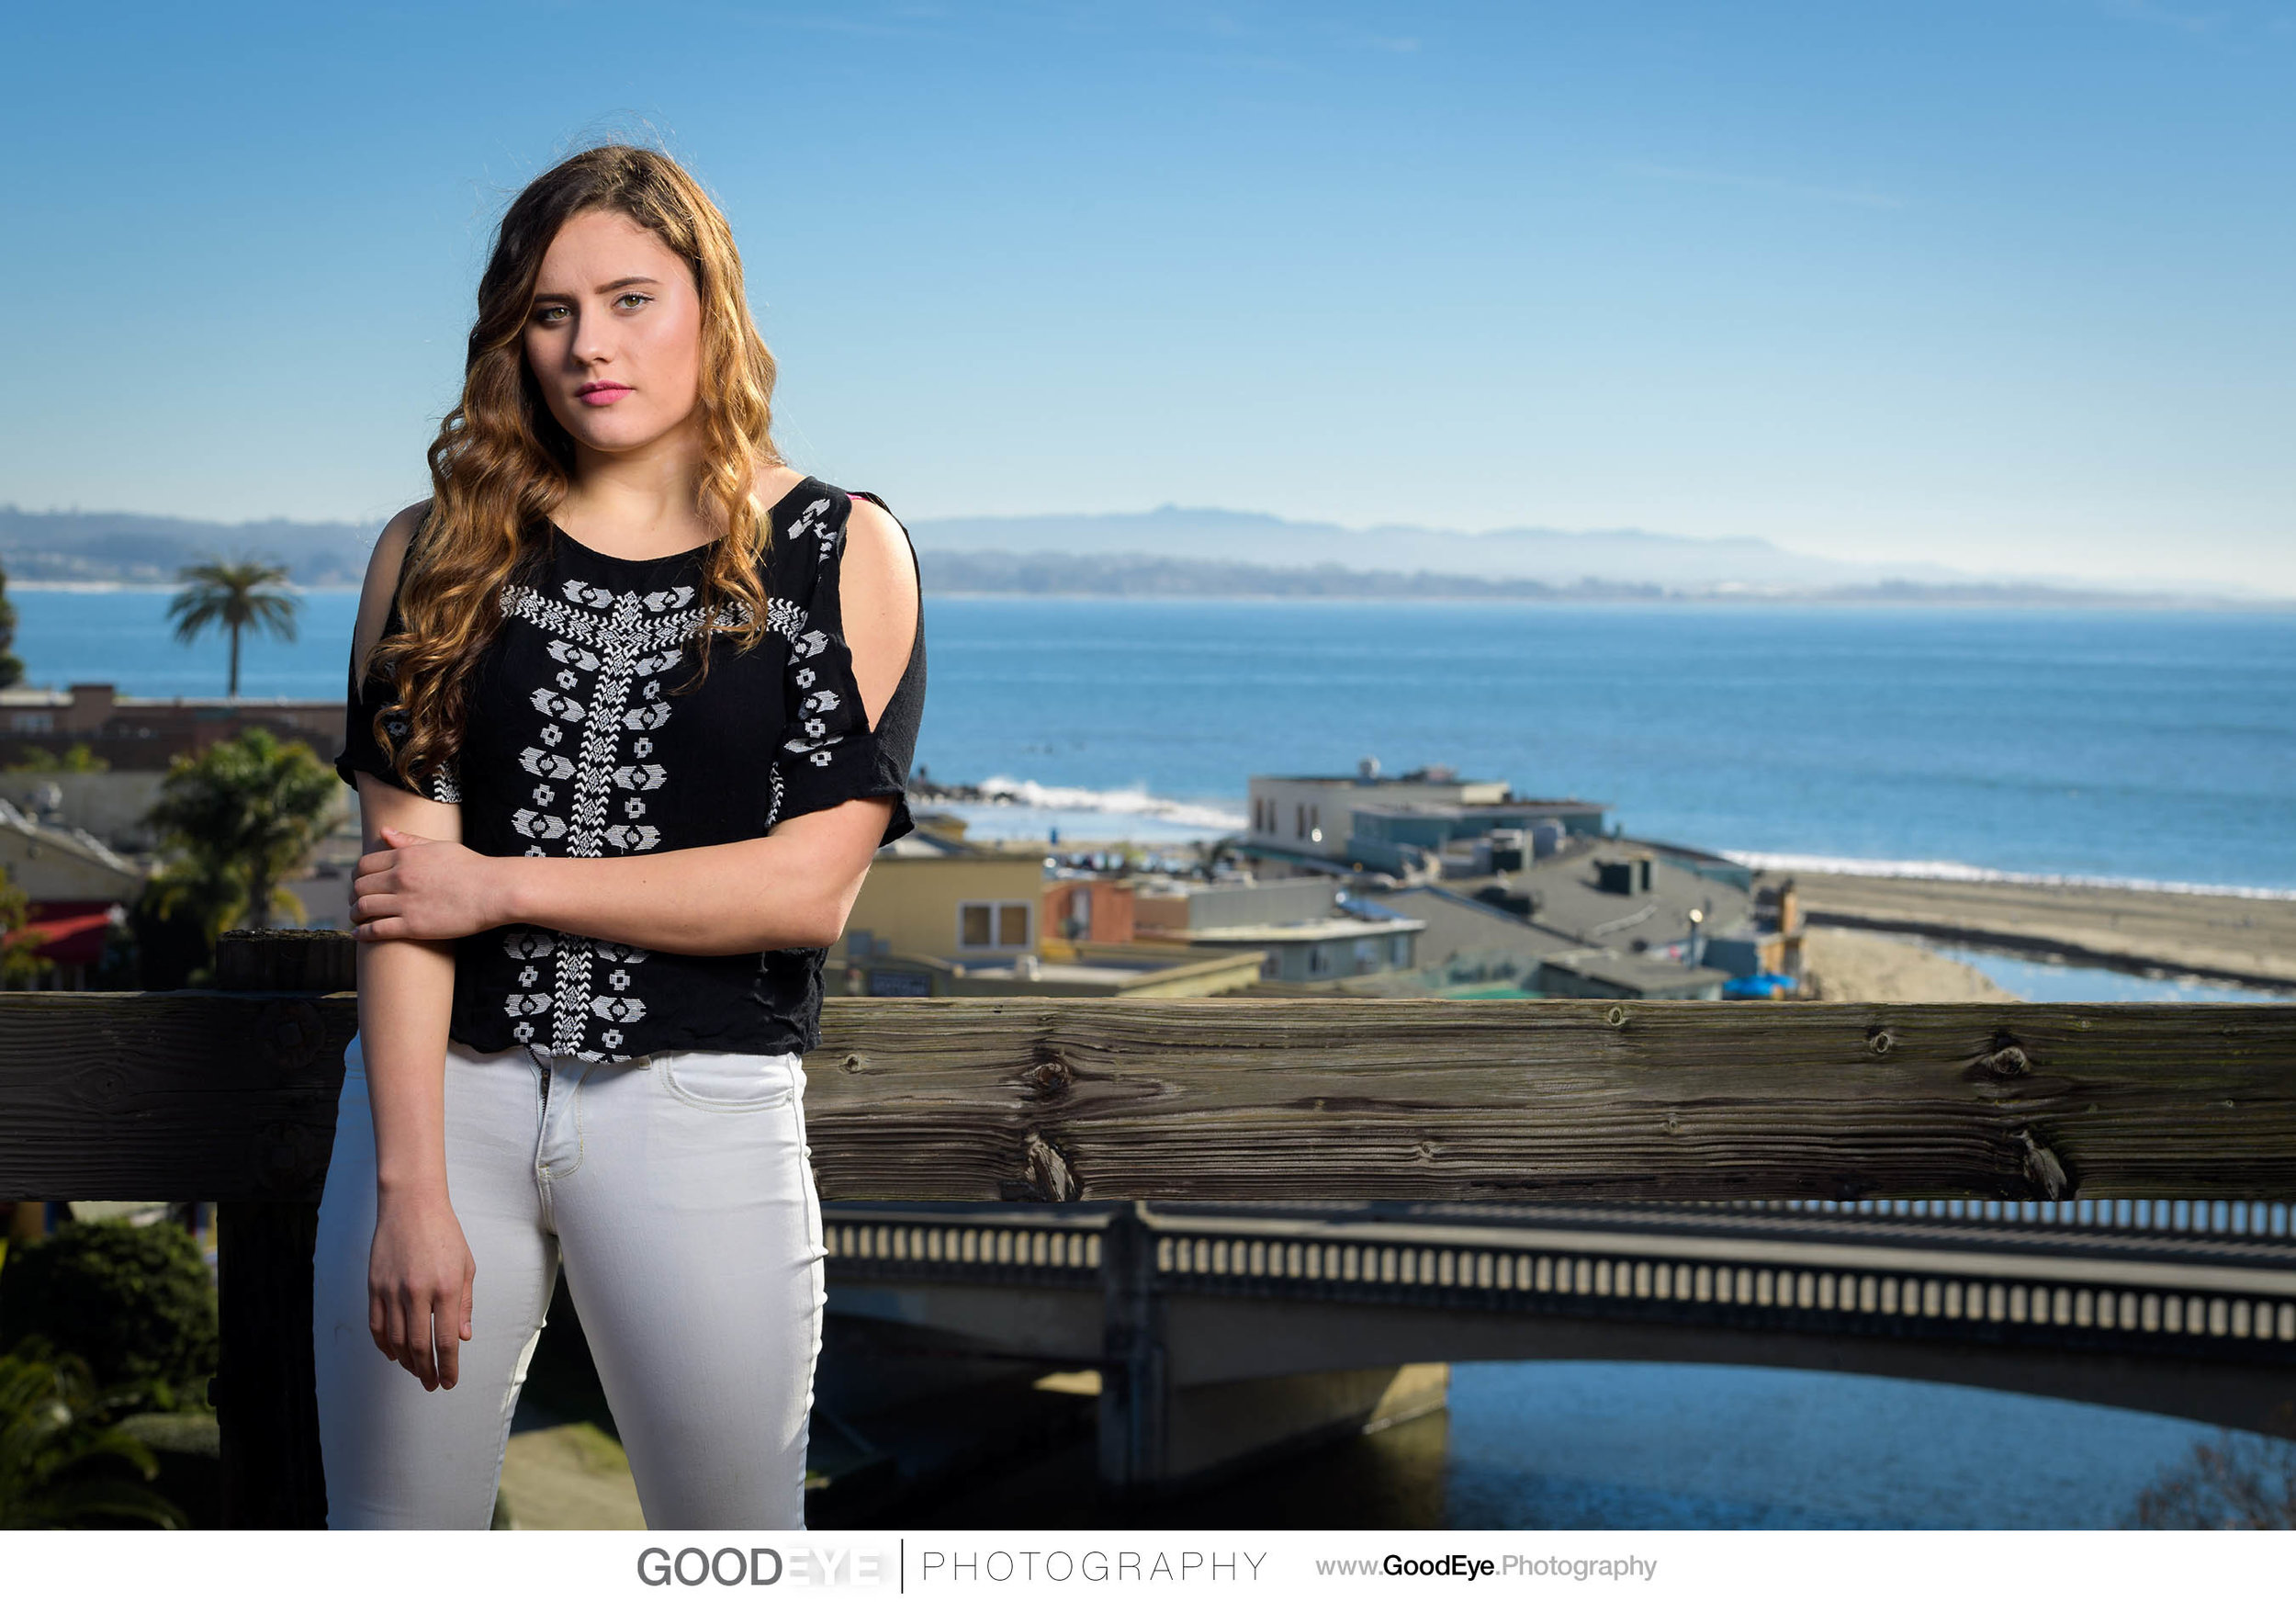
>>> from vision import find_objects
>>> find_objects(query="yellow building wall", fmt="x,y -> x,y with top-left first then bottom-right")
844,854 -> 1046,964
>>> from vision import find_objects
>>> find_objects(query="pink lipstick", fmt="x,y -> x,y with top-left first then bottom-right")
576,382 -> 633,406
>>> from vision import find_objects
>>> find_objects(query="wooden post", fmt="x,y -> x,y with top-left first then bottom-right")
213,929 -> 353,1529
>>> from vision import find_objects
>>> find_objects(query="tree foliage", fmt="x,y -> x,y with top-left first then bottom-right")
143,726 -> 340,943
0,560 -> 24,691
2126,1424 -> 2296,1529
0,1339 -> 183,1529
0,862 -> 55,989
4,743 -> 110,773
0,1219 -> 219,1405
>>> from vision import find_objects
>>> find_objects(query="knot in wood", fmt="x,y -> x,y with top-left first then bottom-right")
1865,1027 -> 1895,1057
1974,1042 -> 2029,1077
838,1052 -> 869,1076
1604,1006 -> 1628,1029
1022,1057 -> 1074,1100
257,1000 -> 324,1072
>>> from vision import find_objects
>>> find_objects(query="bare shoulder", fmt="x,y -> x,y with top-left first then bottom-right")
843,494 -> 913,571
353,500 -> 433,671
838,493 -> 918,724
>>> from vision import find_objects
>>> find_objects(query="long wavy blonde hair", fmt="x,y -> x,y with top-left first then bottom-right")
364,143 -> 784,793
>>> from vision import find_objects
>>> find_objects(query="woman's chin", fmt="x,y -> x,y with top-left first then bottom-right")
561,416 -> 681,457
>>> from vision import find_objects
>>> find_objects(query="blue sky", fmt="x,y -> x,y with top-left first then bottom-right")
8,2 -> 2292,590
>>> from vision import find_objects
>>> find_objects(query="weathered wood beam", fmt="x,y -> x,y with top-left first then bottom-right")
803,999 -> 2296,1202
0,989 -> 357,1202
4,988 -> 2290,1201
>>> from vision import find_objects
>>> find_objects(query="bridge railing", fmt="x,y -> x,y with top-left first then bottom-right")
1699,1198 -> 2296,1238
1,929 -> 2292,1524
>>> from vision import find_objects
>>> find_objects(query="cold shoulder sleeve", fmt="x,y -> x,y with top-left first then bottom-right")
334,582 -> 463,804
769,490 -> 925,848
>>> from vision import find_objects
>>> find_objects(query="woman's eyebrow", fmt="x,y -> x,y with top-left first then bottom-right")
531,276 -> 664,302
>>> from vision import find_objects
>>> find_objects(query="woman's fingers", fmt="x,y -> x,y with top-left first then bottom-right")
433,1287 -> 462,1390
350,883 -> 400,919
379,1284 -> 408,1366
400,1288 -> 435,1388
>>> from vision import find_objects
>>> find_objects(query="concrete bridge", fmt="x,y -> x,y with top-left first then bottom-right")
823,1198 -> 2296,1490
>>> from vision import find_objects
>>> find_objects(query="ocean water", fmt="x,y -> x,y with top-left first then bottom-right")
18,591 -> 2296,892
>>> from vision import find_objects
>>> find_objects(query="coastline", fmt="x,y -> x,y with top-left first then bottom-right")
1753,868 -> 2296,995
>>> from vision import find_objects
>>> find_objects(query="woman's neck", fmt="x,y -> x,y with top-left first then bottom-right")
559,430 -> 714,558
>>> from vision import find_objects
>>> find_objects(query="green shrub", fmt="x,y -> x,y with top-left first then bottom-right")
0,1220 -> 219,1407
0,1337 -> 183,1529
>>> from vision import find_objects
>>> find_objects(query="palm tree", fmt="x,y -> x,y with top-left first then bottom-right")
144,728 -> 340,938
165,554 -> 299,699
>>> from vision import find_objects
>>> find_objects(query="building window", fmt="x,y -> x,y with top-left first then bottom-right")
1354,937 -> 1378,974
1308,945 -> 1330,976
960,900 -> 1032,950
1295,803 -> 1305,840
1391,934 -> 1409,967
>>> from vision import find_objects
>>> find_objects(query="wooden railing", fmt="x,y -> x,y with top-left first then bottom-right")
1,929 -> 2291,1525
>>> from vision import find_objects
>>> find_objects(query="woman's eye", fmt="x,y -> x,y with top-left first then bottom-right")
615,293 -> 651,310
533,305 -> 568,324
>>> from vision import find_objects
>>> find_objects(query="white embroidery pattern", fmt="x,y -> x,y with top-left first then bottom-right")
494,573 -> 748,1061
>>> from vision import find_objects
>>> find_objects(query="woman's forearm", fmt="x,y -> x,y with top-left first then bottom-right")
358,933 -> 459,1198
495,823 -> 865,956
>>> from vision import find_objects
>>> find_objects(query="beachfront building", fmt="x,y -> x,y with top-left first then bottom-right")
0,682 -> 344,771
1350,882 -> 1583,994
1533,948 -> 1731,1001
1242,761 -> 1608,878
835,819 -> 1262,998
1700,879 -> 1807,988
1131,874 -> 1425,983
0,796 -> 145,988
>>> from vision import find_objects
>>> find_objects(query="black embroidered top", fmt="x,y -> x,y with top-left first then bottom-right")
334,478 -> 926,1062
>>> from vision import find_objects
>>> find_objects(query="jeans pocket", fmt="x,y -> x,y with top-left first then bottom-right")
655,1050 -> 798,1113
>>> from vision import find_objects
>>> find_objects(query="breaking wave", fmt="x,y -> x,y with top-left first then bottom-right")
960,776 -> 1246,833
1722,851 -> 2296,902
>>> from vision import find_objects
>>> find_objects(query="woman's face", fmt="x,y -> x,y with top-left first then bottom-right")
523,208 -> 705,459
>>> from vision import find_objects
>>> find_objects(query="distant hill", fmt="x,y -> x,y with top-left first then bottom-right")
917,550 -> 2224,607
0,502 -> 2254,606
0,506 -> 374,585
907,505 -> 1992,590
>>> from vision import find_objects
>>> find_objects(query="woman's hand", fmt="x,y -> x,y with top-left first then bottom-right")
367,1188 -> 477,1391
352,826 -> 512,942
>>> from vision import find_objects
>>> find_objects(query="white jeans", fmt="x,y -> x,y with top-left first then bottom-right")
312,1032 -> 827,1529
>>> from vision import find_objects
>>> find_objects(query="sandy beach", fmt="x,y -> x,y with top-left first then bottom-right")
1795,928 -> 2019,1004
1760,869 -> 2296,993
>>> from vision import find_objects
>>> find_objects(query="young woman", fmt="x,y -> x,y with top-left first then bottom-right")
318,144 -> 924,1530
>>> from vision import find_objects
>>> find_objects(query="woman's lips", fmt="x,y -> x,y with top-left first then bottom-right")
577,384 -> 634,406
